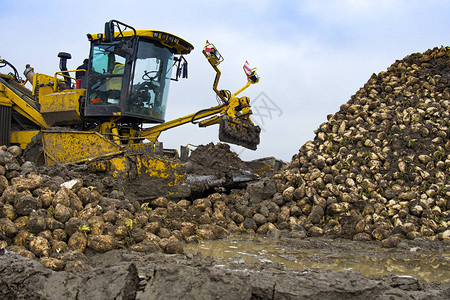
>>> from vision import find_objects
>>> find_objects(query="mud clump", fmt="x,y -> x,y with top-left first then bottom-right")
187,143 -> 251,177
186,143 -> 259,192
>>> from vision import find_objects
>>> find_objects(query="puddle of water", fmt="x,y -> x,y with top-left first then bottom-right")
184,235 -> 450,283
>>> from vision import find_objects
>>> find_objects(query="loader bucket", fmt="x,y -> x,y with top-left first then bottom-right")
218,117 -> 261,150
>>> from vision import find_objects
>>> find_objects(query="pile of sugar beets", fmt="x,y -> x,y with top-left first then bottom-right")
0,46 -> 449,271
278,46 -> 449,246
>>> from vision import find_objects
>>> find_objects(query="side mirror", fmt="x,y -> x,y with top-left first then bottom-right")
172,56 -> 188,81
104,20 -> 137,42
182,59 -> 188,79
104,21 -> 114,43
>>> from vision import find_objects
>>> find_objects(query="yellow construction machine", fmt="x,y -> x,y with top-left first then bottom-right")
0,20 -> 260,197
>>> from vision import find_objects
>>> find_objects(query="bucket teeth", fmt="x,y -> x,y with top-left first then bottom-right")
219,117 -> 261,150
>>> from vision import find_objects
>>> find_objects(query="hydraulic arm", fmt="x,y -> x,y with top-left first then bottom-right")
139,41 -> 261,150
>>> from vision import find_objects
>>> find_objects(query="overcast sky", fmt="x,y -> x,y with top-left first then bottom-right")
1,0 -> 449,161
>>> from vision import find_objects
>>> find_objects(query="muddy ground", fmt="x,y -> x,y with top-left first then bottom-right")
1,236 -> 449,300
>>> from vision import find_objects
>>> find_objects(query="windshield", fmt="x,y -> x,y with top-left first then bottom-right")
126,40 -> 174,121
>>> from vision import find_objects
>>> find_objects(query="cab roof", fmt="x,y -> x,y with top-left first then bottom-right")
88,30 -> 194,55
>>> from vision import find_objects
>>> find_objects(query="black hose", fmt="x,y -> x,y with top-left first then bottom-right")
191,103 -> 227,124
0,59 -> 22,82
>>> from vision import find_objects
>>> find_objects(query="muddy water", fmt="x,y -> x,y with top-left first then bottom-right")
184,235 -> 450,283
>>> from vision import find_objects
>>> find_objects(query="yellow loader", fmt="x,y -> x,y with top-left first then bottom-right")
0,20 -> 261,197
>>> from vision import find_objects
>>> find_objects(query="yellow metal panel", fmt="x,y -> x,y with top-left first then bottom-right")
126,143 -> 152,151
33,73 -> 55,98
42,130 -> 122,165
40,90 -> 84,125
134,154 -> 186,193
134,154 -> 182,178
88,153 -> 186,196
10,130 -> 40,149
0,96 -> 12,106
0,81 -> 48,128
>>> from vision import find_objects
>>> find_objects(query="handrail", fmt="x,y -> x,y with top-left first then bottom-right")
53,69 -> 85,91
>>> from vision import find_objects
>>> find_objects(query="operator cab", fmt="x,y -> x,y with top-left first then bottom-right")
84,20 -> 193,124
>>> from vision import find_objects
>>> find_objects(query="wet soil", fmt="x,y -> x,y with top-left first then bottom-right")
1,237 -> 449,300
186,235 -> 450,283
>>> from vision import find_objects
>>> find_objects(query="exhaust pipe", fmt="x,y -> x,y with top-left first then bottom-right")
58,52 -> 72,88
